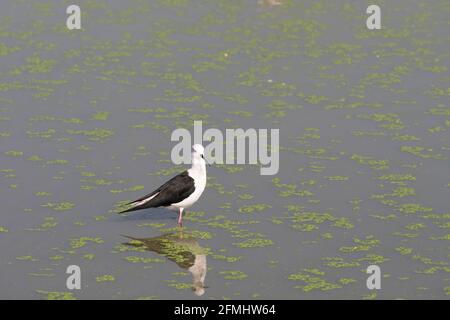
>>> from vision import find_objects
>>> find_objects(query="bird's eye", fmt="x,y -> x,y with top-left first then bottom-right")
201,154 -> 204,159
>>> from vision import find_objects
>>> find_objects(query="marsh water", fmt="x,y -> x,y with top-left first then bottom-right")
0,0 -> 449,299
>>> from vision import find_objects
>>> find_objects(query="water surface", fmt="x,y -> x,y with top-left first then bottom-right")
0,0 -> 449,299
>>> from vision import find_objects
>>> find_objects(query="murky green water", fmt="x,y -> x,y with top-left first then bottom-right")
0,0 -> 449,299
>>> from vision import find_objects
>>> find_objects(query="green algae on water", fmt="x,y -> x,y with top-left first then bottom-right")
36,290 -> 76,300
69,237 -> 104,249
96,275 -> 115,282
219,270 -> 248,280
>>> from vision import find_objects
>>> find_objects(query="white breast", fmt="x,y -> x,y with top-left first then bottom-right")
172,168 -> 206,209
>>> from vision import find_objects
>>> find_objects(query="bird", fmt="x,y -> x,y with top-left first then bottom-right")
119,144 -> 208,227
123,231 -> 208,296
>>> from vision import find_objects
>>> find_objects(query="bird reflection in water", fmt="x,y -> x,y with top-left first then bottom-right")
123,231 -> 208,296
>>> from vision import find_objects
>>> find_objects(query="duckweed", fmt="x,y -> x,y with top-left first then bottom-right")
96,275 -> 115,282
70,237 -> 104,249
36,291 -> 76,300
288,270 -> 342,292
219,270 -> 248,280
233,238 -> 274,248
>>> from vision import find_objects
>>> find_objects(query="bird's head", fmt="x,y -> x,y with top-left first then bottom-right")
192,144 -> 204,155
192,144 -> 210,167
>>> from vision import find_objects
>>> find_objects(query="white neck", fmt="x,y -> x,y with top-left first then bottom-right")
190,155 -> 206,174
189,254 -> 207,296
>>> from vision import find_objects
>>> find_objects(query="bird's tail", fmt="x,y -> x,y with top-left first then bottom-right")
118,205 -> 140,214
118,201 -> 153,214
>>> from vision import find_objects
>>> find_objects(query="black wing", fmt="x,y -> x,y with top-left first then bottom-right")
119,171 -> 195,214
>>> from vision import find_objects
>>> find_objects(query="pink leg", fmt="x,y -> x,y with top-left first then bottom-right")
177,208 -> 184,228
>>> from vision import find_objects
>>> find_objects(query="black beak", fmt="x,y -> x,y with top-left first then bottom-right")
201,154 -> 211,166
